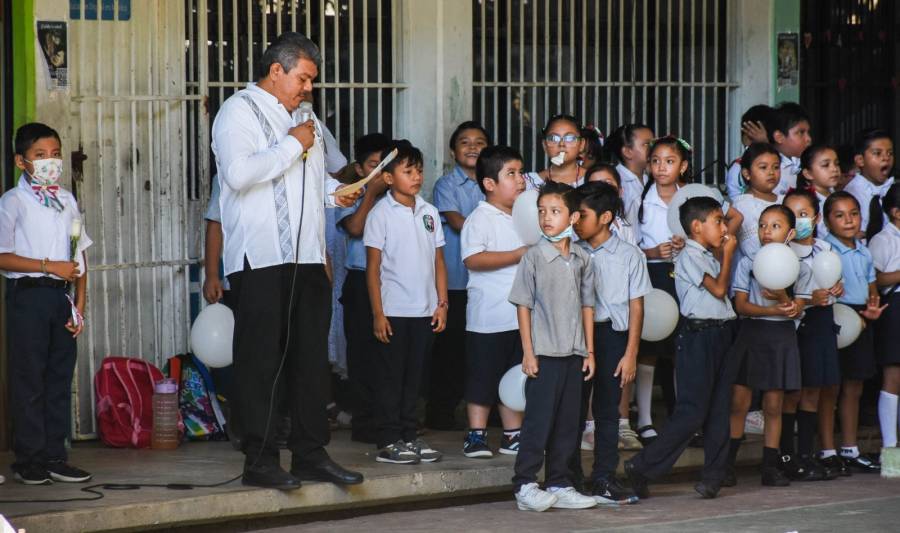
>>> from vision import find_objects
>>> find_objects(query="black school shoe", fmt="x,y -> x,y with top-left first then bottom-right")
779,454 -> 826,481
761,466 -> 790,487
721,466 -> 737,487
12,463 -> 52,485
623,460 -> 650,499
694,480 -> 720,499
843,454 -> 880,473
46,461 -> 92,483
818,455 -> 851,477
592,477 -> 639,505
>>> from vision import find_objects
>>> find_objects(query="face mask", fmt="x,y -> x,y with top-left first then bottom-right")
795,217 -> 814,239
543,224 -> 575,243
25,158 -> 64,186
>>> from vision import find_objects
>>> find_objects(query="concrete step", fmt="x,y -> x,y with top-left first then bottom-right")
0,428 -> 882,532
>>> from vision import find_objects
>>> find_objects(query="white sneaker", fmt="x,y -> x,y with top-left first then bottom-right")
618,427 -> 643,451
744,410 -> 765,435
548,486 -> 597,509
515,482 -> 558,512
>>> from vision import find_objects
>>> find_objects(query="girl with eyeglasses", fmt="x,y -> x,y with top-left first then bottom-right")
525,115 -> 586,191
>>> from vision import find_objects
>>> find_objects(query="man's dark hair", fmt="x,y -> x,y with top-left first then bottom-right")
475,145 -> 523,194
679,196 -> 722,235
538,180 -> 579,215
14,122 -> 61,155
354,133 -> 390,164
257,32 -> 321,79
767,102 -> 810,143
577,181 -> 623,222
449,120 -> 492,150
381,139 -> 423,174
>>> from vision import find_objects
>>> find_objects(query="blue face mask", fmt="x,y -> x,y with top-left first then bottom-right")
543,224 -> 575,243
795,217 -> 814,239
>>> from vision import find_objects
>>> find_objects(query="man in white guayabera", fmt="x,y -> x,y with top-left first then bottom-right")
212,32 -> 362,490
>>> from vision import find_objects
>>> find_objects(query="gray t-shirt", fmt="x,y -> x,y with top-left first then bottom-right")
509,239 -> 595,357
675,239 -> 736,320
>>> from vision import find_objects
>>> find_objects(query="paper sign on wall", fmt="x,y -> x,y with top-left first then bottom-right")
37,21 -> 69,91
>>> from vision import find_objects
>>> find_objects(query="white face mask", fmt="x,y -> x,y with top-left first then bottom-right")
25,158 -> 64,185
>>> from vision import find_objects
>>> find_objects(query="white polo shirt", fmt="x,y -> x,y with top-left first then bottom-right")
844,173 -> 895,233
870,223 -> 900,293
0,176 -> 93,279
635,183 -> 677,263
774,153 -> 801,196
732,193 -> 784,257
460,201 -> 524,333
363,191 -> 446,317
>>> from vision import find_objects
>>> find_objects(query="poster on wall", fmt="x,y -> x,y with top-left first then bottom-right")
777,32 -> 799,89
37,21 -> 69,90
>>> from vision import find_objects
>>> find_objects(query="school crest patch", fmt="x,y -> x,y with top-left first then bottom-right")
423,214 -> 435,233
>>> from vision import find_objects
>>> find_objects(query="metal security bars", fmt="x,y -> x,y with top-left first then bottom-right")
186,0 -> 402,184
473,0 -> 736,185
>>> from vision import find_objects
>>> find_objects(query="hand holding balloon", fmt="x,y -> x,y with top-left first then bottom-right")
190,303 -> 234,368
522,352 -> 539,378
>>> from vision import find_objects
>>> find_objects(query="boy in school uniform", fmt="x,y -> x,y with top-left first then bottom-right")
427,121 -> 491,430
625,196 -> 738,500
767,102 -> 812,195
844,128 -> 895,240
573,181 -> 650,504
364,140 -> 449,464
336,133 -> 391,444
509,181 -> 597,512
459,145 -> 527,458
0,123 -> 93,485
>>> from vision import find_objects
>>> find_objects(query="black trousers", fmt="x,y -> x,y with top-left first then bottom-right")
425,290 -> 467,429
228,262 -> 331,466
374,317 -> 435,448
7,283 -> 77,467
340,269 -> 378,441
629,321 -> 736,483
513,355 -> 583,490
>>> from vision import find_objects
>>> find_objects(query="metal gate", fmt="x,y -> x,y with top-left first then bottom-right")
473,0 -> 736,185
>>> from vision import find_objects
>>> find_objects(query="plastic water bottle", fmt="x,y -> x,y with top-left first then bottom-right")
151,378 -> 180,449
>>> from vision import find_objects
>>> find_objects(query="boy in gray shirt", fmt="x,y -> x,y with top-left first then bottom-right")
625,196 -> 738,500
508,181 -> 596,512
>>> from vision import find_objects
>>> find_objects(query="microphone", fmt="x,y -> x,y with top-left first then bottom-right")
298,101 -> 315,159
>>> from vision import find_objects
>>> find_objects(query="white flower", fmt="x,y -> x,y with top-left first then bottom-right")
71,218 -> 82,239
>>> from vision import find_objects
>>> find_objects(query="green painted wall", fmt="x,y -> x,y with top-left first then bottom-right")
773,0 -> 801,104
11,0 -> 36,131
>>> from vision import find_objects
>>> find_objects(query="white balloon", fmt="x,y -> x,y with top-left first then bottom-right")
498,365 -> 528,412
812,250 -> 843,289
833,303 -> 863,349
512,189 -> 542,246
189,303 -> 234,368
752,243 -> 801,290
641,288 -> 680,342
666,184 -> 726,237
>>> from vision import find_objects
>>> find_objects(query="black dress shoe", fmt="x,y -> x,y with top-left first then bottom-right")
818,455 -> 851,477
844,454 -> 880,473
694,480 -> 720,499
242,464 -> 301,490
291,457 -> 364,485
761,466 -> 790,487
721,466 -> 737,487
780,454 -> 826,481
624,460 -> 649,499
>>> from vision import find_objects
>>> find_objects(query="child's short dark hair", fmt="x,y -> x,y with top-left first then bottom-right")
768,102 -> 810,143
475,145 -> 523,195
577,181 -> 623,221
679,196 -> 722,235
606,123 -> 652,163
354,132 -> 390,163
741,104 -> 773,128
823,190 -> 860,219
740,142 -> 780,171
14,122 -> 61,155
449,120 -> 491,150
761,203 -> 796,229
585,163 -> 621,187
538,180 -> 579,215
381,139 -> 423,173
783,187 -> 821,217
853,127 -> 892,157
883,183 -> 900,216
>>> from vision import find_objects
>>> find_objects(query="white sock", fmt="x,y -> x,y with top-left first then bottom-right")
636,364 -> 656,433
618,418 -> 630,430
819,449 -> 837,459
879,391 -> 899,447
583,420 -> 595,433
840,445 -> 860,458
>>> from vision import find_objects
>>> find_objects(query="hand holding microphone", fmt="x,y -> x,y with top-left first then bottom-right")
289,101 -> 316,156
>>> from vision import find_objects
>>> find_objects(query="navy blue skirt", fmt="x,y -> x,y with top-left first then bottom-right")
731,319 -> 801,391
797,306 -> 841,387
875,292 -> 900,366
838,303 -> 877,381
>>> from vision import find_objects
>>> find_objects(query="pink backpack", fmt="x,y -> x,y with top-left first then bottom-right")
94,356 -> 165,448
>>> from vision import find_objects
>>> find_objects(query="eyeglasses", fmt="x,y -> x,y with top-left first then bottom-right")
544,133 -> 580,144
